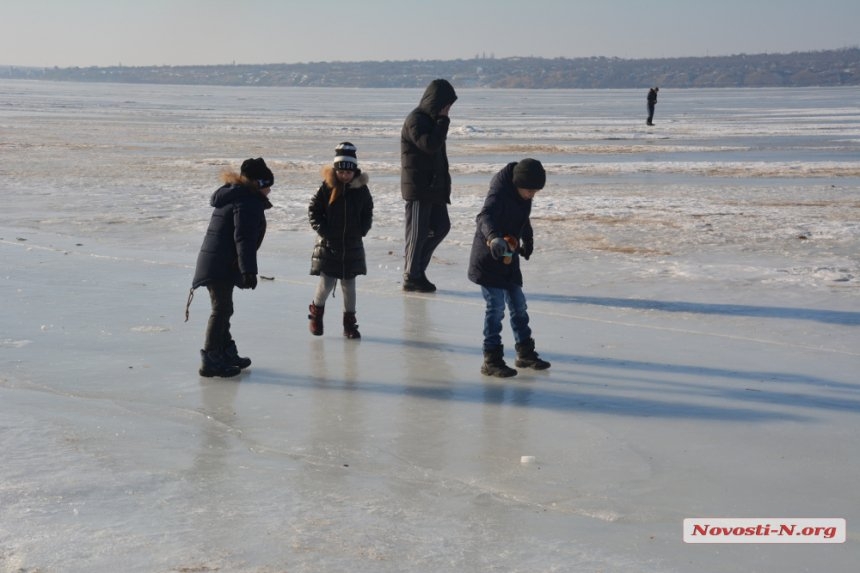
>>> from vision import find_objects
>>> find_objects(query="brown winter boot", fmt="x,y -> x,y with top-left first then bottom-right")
308,302 -> 324,336
343,312 -> 361,339
481,346 -> 517,378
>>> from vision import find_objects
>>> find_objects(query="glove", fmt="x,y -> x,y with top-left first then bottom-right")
488,237 -> 509,259
519,237 -> 534,260
240,273 -> 257,290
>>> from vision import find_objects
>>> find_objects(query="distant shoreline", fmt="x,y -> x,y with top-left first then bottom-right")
3,48 -> 858,89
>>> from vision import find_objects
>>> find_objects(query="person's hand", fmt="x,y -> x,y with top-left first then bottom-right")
240,273 -> 257,290
489,237 -> 508,259
519,237 -> 534,260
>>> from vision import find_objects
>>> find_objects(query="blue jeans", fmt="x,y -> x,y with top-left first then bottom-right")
481,285 -> 532,351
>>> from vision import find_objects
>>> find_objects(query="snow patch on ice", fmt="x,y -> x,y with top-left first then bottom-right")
1,338 -> 33,348
130,325 -> 171,333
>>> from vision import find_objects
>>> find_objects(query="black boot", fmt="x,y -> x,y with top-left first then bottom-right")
515,338 -> 551,370
199,349 -> 241,378
343,312 -> 361,339
420,272 -> 437,291
224,340 -> 252,369
308,302 -> 324,336
402,274 -> 436,293
481,346 -> 517,378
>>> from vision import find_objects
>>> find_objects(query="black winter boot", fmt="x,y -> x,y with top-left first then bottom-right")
343,312 -> 361,339
402,274 -> 436,293
481,346 -> 517,378
308,302 -> 324,336
199,349 -> 241,378
515,338 -> 551,370
224,340 -> 252,369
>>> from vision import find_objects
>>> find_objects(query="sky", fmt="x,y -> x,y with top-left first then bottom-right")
2,0 -> 859,68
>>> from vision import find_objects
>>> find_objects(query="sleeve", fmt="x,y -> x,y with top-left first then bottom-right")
406,113 -> 450,155
360,188 -> 374,237
308,185 -> 329,237
233,200 -> 261,275
519,220 -> 534,259
476,190 -> 503,243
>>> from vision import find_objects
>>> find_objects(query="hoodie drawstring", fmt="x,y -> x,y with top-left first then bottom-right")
184,287 -> 195,322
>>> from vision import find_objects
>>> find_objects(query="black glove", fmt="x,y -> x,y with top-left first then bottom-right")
240,273 -> 257,290
488,237 -> 508,259
519,237 -> 534,260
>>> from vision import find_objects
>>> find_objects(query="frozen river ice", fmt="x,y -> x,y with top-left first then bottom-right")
1,81 -> 859,572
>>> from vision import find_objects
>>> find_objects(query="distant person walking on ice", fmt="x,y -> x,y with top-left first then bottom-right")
400,78 -> 458,292
646,86 -> 659,126
187,158 -> 274,377
307,142 -> 374,339
468,159 -> 552,378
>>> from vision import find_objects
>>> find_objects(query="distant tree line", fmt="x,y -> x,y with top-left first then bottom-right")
4,48 -> 859,89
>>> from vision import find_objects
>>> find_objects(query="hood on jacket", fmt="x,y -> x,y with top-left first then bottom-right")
210,184 -> 272,209
322,165 -> 369,190
418,79 -> 458,117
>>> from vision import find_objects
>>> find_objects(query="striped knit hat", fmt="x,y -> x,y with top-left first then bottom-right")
333,142 -> 358,171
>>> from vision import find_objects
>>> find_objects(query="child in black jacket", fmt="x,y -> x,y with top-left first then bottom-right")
467,159 -> 551,377
307,142 -> 374,339
189,158 -> 273,377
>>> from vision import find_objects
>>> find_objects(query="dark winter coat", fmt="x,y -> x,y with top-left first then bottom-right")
309,167 -> 374,279
192,183 -> 271,289
647,88 -> 658,105
400,79 -> 458,204
467,162 -> 535,289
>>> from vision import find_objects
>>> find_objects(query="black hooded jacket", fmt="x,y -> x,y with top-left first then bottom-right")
647,88 -> 658,105
308,167 -> 374,279
400,79 -> 458,204
467,163 -> 535,289
192,184 -> 271,289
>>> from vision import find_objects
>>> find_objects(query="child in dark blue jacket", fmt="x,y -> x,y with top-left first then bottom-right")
188,158 -> 273,377
467,159 -> 551,377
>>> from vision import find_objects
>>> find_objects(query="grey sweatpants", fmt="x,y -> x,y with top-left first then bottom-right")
313,273 -> 357,313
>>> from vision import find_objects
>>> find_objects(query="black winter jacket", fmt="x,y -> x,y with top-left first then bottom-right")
467,163 -> 535,289
192,184 -> 271,289
647,88 -> 658,105
400,79 -> 458,204
309,168 -> 374,279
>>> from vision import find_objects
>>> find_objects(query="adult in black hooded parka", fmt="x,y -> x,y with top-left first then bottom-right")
400,78 -> 458,292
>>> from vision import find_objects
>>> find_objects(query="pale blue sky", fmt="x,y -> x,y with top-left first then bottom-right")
3,0 -> 858,67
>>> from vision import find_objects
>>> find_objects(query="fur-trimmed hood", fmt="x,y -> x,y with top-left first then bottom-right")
321,165 -> 369,189
210,183 -> 272,210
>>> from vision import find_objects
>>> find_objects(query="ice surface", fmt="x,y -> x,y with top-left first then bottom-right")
1,81 -> 859,572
